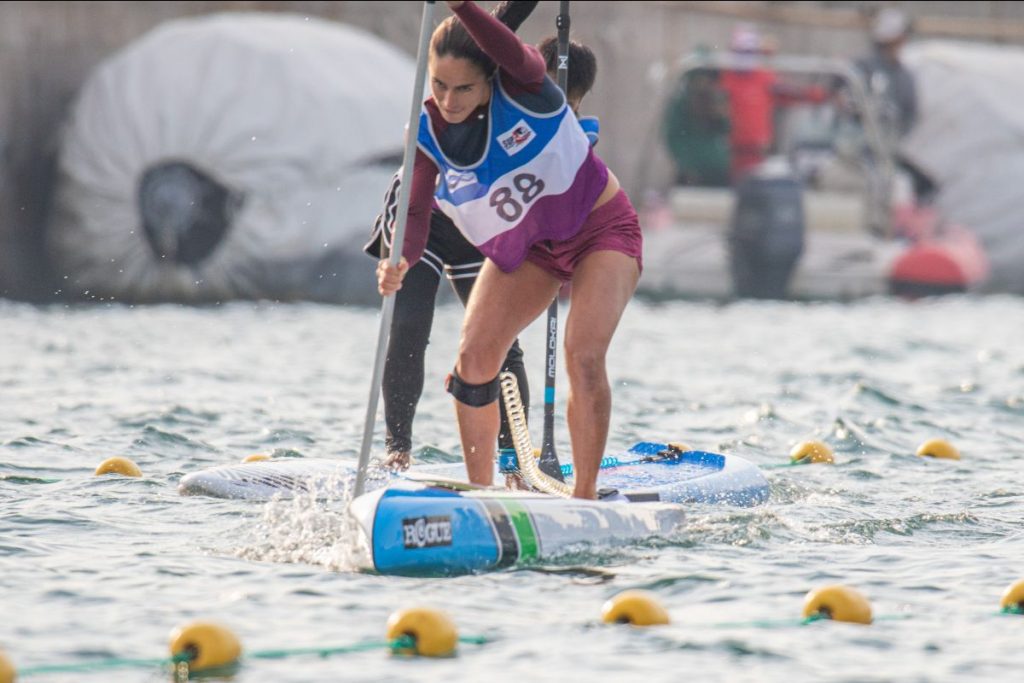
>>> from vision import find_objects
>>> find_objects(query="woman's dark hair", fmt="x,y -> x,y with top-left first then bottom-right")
537,36 -> 597,101
431,1 -> 539,77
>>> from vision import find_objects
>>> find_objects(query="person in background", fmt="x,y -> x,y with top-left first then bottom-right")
377,0 -> 642,500
368,1 -> 601,473
662,54 -> 731,187
719,23 -> 829,182
537,35 -> 600,146
855,7 -> 934,204
856,6 -> 918,142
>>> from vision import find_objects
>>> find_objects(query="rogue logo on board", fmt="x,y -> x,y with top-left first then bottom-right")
402,515 -> 453,549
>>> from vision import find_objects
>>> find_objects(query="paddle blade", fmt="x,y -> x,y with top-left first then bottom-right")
538,442 -> 565,481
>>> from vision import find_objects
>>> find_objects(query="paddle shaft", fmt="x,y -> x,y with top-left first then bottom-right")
354,1 -> 436,498
537,0 -> 571,483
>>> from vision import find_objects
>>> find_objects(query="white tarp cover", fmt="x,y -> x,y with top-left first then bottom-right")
48,12 -> 414,303
901,40 -> 1024,294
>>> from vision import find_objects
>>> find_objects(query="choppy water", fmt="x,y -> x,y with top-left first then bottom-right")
2,295 -> 1023,682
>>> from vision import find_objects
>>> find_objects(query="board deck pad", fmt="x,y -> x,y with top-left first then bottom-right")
179,443 -> 768,506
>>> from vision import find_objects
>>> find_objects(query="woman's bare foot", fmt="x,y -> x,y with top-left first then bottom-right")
504,473 -> 530,490
382,451 -> 412,471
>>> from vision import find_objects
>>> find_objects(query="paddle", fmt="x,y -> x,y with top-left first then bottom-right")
354,1 -> 437,499
536,0 -> 571,483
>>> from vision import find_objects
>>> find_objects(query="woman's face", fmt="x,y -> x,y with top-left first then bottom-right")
430,55 -> 491,124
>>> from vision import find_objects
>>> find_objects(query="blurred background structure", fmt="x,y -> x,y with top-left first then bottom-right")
2,1 -> 1024,304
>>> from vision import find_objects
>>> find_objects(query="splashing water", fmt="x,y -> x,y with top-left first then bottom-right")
236,467 -> 390,571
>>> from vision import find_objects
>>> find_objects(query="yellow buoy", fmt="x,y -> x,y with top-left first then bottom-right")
386,608 -> 458,657
0,649 -> 15,683
999,579 -> 1024,613
789,440 -> 835,465
601,590 -> 670,626
94,456 -> 142,477
241,453 -> 270,463
168,621 -> 242,672
916,438 -> 960,460
802,585 -> 873,624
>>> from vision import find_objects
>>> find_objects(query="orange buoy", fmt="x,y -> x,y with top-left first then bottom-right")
386,608 -> 458,657
802,585 -> 872,624
601,590 -> 670,626
915,438 -> 960,460
0,649 -> 15,683
168,621 -> 242,672
1000,579 -> 1024,613
789,440 -> 835,465
94,456 -> 142,477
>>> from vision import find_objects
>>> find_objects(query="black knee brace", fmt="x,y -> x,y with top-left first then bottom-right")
445,368 -> 500,407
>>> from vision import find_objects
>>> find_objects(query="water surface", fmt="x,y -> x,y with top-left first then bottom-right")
2,295 -> 1023,682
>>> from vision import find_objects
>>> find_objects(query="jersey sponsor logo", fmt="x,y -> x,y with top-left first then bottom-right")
402,515 -> 453,549
445,169 -> 479,193
497,119 -> 536,156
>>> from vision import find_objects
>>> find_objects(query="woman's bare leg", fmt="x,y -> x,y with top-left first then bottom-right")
563,251 -> 640,498
455,259 -> 560,485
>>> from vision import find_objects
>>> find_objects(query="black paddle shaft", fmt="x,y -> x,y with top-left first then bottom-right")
537,0 -> 571,483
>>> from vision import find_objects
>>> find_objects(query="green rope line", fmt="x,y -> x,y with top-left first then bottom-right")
1000,605 -> 1024,615
710,617 -> 806,628
457,635 -> 490,645
801,613 -> 828,625
707,612 -> 910,629
249,637 -> 409,660
248,635 -> 488,660
759,461 -> 808,470
16,634 -> 491,677
708,614 -> 823,629
18,653 -> 190,676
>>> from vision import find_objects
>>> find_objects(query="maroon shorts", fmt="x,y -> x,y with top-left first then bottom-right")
525,190 -> 643,282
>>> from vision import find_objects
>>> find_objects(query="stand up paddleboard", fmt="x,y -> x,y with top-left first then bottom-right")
179,443 -> 769,575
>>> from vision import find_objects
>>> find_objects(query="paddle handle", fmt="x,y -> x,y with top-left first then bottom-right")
354,1 -> 436,498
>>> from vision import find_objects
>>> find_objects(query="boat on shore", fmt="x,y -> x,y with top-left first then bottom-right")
635,51 -> 988,302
